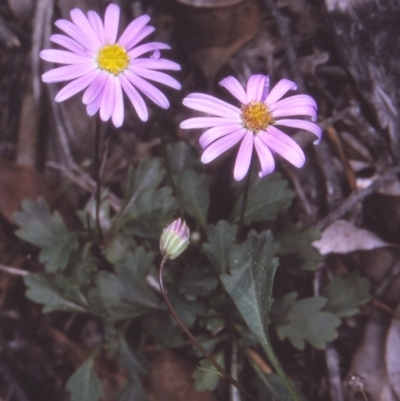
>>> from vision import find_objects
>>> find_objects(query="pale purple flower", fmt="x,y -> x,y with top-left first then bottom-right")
40,3 -> 181,128
180,75 -> 321,181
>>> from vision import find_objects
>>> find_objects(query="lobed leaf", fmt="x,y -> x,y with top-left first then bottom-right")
14,197 -> 78,272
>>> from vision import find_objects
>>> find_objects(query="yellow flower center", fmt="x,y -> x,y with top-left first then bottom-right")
97,44 -> 130,75
240,101 -> 274,132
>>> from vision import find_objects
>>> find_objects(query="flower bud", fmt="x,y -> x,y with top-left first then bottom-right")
160,218 -> 190,260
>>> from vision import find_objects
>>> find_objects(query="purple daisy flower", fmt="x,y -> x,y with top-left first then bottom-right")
180,75 -> 321,181
40,3 -> 181,128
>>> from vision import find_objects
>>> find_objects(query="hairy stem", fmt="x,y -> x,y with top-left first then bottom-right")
94,116 -> 104,243
159,257 -> 258,401
236,158 -> 253,242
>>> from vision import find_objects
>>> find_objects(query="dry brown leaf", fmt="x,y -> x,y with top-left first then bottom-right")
386,303 -> 400,399
176,0 -> 244,7
177,0 -> 262,81
0,158 -> 77,227
313,220 -> 389,255
144,350 -> 218,401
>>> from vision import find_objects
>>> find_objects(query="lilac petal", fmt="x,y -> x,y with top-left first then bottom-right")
86,91 -> 102,116
246,74 -> 269,102
40,49 -> 89,64
199,123 -> 243,148
83,72 -> 107,104
182,93 -> 240,118
55,20 -> 97,52
55,73 -> 94,102
118,15 -> 151,48
234,131 -> 254,181
104,4 -> 120,44
42,63 -> 94,83
265,78 -> 297,105
70,8 -> 102,48
100,74 -> 116,121
88,11 -> 105,45
180,117 -> 240,129
132,66 -> 181,89
119,74 -> 148,121
50,34 -> 88,56
270,95 -> 317,120
132,58 -> 180,71
201,131 -> 246,164
274,118 -> 322,143
112,78 -> 124,127
259,126 -> 305,168
123,26 -> 155,50
254,135 -> 275,177
128,42 -> 170,60
125,70 -> 169,108
219,76 -> 247,104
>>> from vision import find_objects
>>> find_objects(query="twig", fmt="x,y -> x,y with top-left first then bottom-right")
315,165 -> 400,230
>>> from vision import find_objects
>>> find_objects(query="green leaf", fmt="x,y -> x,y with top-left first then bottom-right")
24,273 -> 89,313
176,170 -> 210,229
169,291 -> 206,328
276,223 -> 322,271
203,221 -> 237,275
141,312 -> 183,347
88,265 -> 161,323
167,141 -> 200,174
14,197 -> 78,272
119,380 -> 147,401
193,353 -> 224,392
121,158 -> 165,211
124,187 -> 178,238
66,354 -> 104,401
272,293 -> 341,350
179,264 -> 218,302
118,335 -> 150,378
221,231 -> 279,349
231,174 -> 294,225
322,272 -> 371,317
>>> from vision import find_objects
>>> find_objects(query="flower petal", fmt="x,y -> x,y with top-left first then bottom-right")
201,130 -> 246,164
112,77 -> 124,127
104,3 -> 120,44
40,49 -> 90,64
82,71 -> 107,104
86,91 -> 102,116
274,118 -> 322,143
131,58 -> 180,71
50,34 -> 88,56
270,95 -> 317,120
70,8 -> 102,48
234,131 -> 254,181
254,135 -> 275,177
199,123 -> 243,148
88,10 -> 105,45
99,74 -> 116,121
259,126 -> 305,168
133,66 -> 181,89
265,78 -> 297,105
246,74 -> 269,102
128,42 -> 170,59
119,74 -> 148,121
118,15 -> 151,48
55,72 -> 95,102
42,63 -> 94,83
55,19 -> 97,52
180,117 -> 239,129
125,70 -> 169,109
219,76 -> 247,104
182,93 -> 240,118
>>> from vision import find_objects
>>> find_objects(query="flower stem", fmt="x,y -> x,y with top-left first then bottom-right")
158,257 -> 258,401
263,333 -> 303,401
236,157 -> 254,242
94,116 -> 104,243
